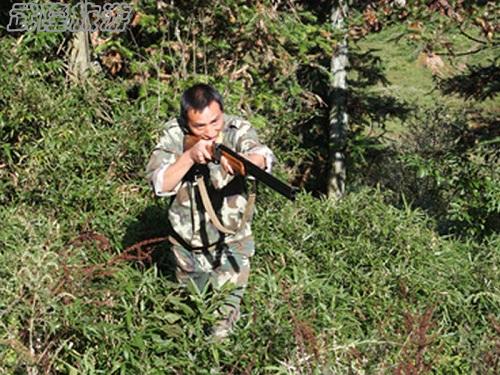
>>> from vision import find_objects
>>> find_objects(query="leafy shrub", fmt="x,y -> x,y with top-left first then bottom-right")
399,107 -> 499,238
350,105 -> 499,240
1,189 -> 498,373
0,3 -> 498,373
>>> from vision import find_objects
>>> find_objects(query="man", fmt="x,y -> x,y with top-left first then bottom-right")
146,83 -> 274,338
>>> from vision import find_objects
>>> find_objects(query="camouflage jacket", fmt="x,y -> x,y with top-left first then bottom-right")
146,115 -> 274,249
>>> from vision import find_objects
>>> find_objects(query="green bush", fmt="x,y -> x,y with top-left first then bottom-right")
349,105 -> 499,240
1,187 -> 498,373
0,4 -> 498,372
399,107 -> 499,238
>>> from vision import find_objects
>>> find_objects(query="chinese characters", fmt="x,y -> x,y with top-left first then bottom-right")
7,2 -> 133,33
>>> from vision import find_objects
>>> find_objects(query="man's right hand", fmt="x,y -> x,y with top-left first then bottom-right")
188,139 -> 214,164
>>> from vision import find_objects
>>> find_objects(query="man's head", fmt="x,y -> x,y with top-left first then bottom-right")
180,84 -> 224,141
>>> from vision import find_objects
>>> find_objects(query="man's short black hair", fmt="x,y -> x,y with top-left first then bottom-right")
180,83 -> 224,127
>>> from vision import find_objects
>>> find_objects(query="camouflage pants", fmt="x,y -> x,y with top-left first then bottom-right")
172,237 -> 255,327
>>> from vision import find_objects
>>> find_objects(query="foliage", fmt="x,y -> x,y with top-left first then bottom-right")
399,107 -> 499,238
346,1 -> 499,240
348,1 -> 498,54
0,0 -> 499,373
350,104 -> 499,239
438,59 -> 499,100
1,186 -> 499,373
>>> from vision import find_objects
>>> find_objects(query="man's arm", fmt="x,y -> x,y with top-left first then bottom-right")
146,123 -> 214,196
160,139 -> 214,192
235,121 -> 275,173
220,153 -> 265,174
159,151 -> 194,192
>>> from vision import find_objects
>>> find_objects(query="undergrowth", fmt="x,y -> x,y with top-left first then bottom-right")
0,19 -> 498,374
1,191 -> 498,373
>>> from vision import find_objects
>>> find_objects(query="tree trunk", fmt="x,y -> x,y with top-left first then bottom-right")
67,31 -> 91,82
327,0 -> 349,199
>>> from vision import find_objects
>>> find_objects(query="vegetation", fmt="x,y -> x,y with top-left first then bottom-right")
0,0 -> 498,373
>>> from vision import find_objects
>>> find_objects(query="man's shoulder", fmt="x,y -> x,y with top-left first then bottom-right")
224,114 -> 252,130
156,118 -> 183,150
160,118 -> 184,139
162,118 -> 183,132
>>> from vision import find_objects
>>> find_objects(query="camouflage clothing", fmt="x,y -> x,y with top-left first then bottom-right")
146,115 -> 273,248
172,239 -> 254,339
146,114 -> 273,337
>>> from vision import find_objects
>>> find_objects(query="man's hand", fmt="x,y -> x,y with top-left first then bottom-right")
244,153 -> 266,170
219,152 -> 266,175
220,155 -> 234,174
188,139 -> 214,164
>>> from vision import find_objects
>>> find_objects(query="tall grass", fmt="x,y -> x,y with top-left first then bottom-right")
0,33 -> 498,374
1,192 -> 498,373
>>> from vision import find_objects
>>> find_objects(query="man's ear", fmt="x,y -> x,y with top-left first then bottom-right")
178,116 -> 190,134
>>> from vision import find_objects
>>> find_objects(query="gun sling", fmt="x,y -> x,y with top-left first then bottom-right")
195,175 -> 256,235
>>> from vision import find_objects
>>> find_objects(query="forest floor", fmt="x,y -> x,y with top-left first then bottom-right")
356,25 -> 499,139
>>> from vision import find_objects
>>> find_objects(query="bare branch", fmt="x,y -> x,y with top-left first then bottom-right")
435,44 -> 498,57
459,24 -> 487,45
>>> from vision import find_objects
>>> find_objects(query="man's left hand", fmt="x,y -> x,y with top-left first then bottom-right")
220,155 -> 234,174
220,153 -> 266,175
244,153 -> 266,170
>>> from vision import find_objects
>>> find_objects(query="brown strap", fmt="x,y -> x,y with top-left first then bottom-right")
196,175 -> 255,235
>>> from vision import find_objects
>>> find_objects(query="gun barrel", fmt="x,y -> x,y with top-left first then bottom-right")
216,144 -> 297,201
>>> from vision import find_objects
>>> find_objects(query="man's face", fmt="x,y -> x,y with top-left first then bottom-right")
186,100 -> 224,141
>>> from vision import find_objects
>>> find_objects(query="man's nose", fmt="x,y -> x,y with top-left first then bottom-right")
205,127 -> 217,139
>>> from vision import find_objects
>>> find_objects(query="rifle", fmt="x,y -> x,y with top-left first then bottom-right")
184,134 -> 297,201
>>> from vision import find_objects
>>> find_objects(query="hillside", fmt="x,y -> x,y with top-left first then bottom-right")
0,3 -> 499,374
